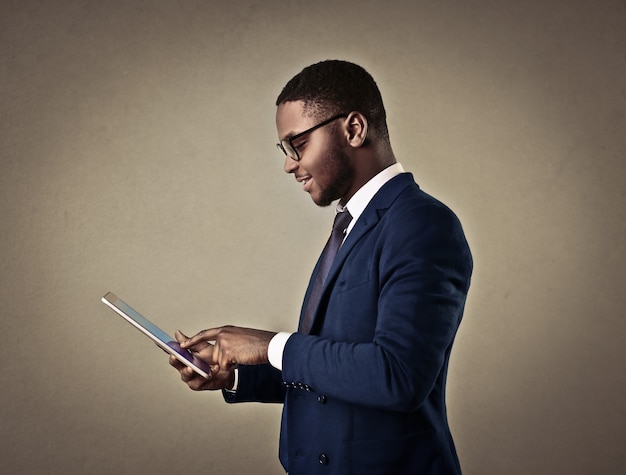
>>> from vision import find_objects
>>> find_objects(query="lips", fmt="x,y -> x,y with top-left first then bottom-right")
296,175 -> 312,191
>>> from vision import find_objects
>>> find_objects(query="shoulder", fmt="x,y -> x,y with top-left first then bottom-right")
355,172 -> 470,254
386,178 -> 463,234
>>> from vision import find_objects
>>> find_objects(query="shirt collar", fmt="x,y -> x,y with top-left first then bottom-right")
336,162 -> 405,236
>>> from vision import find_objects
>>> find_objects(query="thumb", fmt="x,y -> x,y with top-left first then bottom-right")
175,329 -> 189,344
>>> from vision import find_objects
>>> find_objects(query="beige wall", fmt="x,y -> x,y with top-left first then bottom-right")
1,1 -> 625,473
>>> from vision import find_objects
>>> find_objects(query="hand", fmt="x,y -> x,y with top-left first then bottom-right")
180,325 -> 277,371
169,330 -> 235,391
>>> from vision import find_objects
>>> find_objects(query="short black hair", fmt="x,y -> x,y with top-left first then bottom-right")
276,60 -> 389,141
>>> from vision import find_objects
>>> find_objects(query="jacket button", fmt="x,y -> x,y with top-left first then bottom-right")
318,453 -> 329,465
317,395 -> 327,404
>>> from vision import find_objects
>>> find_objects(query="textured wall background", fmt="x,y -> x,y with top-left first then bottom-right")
1,1 -> 624,473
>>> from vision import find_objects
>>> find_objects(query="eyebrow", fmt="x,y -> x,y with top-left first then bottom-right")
280,123 -> 311,141
280,130 -> 298,141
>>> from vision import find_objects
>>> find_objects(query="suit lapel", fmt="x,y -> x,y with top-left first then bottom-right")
304,173 -> 415,333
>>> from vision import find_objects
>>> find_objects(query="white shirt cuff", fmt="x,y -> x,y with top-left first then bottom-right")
224,368 -> 239,393
268,332 -> 292,371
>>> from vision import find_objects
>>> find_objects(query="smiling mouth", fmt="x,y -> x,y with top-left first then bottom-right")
297,176 -> 312,188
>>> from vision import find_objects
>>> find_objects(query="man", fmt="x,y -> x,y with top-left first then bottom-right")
170,60 -> 473,474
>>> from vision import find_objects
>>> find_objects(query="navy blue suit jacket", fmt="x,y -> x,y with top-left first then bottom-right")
226,173 -> 473,475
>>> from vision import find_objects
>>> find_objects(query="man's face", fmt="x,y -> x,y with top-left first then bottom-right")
276,101 -> 354,207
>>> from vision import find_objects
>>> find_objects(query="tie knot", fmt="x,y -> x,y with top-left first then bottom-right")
332,209 -> 352,236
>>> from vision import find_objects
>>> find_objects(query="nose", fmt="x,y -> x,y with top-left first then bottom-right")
284,154 -> 298,174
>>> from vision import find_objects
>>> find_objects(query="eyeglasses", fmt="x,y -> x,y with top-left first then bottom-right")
276,113 -> 348,161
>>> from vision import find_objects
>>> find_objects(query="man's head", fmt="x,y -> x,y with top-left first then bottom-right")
276,60 -> 389,142
276,60 -> 395,207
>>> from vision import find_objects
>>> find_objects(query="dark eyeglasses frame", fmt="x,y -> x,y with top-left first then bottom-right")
276,113 -> 348,161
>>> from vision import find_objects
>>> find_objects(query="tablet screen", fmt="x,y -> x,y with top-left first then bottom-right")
101,292 -> 211,378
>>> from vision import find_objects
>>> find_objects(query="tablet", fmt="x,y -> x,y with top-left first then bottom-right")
101,292 -> 211,379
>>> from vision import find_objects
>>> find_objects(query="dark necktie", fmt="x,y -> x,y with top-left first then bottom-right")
299,209 -> 353,334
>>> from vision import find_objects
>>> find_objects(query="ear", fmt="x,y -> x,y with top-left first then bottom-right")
344,111 -> 368,148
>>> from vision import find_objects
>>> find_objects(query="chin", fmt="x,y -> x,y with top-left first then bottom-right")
312,197 -> 334,208
311,191 -> 337,207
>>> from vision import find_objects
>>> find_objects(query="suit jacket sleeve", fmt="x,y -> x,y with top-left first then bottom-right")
223,363 -> 286,404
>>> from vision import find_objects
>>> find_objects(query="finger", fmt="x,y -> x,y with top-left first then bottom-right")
188,375 -> 214,391
175,329 -> 189,344
169,355 -> 185,369
176,329 -> 211,354
187,345 -> 216,368
180,365 -> 201,383
183,366 -> 221,390
180,328 -> 221,348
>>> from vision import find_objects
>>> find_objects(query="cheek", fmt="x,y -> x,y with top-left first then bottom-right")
301,144 -> 330,179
